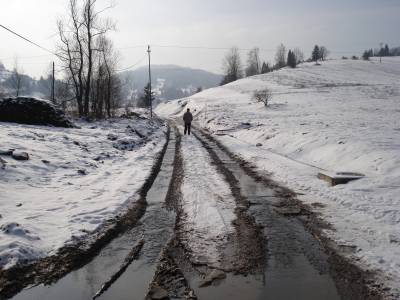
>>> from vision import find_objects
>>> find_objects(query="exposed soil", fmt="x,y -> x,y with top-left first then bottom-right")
146,239 -> 197,300
0,127 -> 171,300
164,126 -> 184,212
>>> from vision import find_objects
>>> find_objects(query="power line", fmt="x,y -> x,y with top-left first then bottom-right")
0,24 -> 56,56
121,44 -> 365,55
0,54 -> 53,62
146,44 -> 277,52
116,54 -> 147,73
117,45 -> 147,50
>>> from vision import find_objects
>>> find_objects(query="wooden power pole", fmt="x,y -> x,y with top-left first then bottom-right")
147,45 -> 152,118
51,61 -> 55,103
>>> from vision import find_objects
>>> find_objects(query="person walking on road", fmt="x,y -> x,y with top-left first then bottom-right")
183,108 -> 193,135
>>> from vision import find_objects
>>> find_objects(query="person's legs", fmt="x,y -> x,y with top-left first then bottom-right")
188,123 -> 191,135
184,123 -> 188,135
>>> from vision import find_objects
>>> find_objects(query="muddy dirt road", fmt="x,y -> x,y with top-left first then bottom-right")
8,125 -> 380,300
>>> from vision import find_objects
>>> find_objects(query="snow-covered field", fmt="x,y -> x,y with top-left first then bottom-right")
0,114 -> 167,269
156,58 -> 400,295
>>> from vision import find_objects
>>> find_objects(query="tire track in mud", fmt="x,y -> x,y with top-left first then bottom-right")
192,131 -> 266,275
196,127 -> 386,300
145,125 -> 198,299
0,126 -> 171,300
147,125 -> 266,299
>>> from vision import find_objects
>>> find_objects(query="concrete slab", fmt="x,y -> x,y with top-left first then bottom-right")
318,172 -> 365,186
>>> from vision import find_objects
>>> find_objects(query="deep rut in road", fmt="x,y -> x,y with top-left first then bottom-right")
191,128 -> 382,300
11,130 -> 179,300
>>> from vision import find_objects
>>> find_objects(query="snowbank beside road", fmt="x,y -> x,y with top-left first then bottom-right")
0,114 -> 167,269
156,58 -> 400,295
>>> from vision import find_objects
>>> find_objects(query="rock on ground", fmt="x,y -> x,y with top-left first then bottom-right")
198,269 -> 226,287
11,152 -> 29,161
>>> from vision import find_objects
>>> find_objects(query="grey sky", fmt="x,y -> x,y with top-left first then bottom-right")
0,0 -> 399,77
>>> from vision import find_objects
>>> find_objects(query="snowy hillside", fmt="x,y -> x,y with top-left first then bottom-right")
0,114 -> 167,268
120,65 -> 222,103
156,58 -> 400,294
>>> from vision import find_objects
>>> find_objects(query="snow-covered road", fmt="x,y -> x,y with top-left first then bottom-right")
179,126 -> 236,269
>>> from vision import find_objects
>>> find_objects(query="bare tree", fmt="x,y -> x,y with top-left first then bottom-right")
10,58 -> 23,97
91,35 -> 119,118
221,47 -> 243,85
274,43 -> 286,69
56,0 -> 84,116
319,46 -> 330,61
56,0 -> 115,118
245,47 -> 261,77
293,48 -> 304,64
253,88 -> 272,107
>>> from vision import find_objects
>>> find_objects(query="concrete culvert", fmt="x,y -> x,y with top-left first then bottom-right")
0,97 -> 75,128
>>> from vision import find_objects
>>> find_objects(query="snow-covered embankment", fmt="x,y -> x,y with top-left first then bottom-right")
0,113 -> 167,269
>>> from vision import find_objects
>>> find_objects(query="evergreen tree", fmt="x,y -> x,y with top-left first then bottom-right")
362,50 -> 370,60
291,51 -> 297,67
384,44 -> 390,56
137,83 -> 155,108
369,49 -> 374,57
260,62 -> 270,74
312,45 -> 320,63
287,50 -> 297,68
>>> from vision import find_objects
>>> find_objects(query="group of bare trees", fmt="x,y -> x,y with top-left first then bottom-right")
221,46 -> 272,85
221,44 -> 307,85
220,43 -> 332,85
57,0 -> 120,118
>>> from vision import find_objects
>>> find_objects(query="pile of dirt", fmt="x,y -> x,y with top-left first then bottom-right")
0,97 -> 74,128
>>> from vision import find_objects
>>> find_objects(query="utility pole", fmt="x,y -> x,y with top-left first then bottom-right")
379,42 -> 383,64
147,45 -> 152,118
51,61 -> 55,103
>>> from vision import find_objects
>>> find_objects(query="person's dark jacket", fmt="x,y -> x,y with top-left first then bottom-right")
183,111 -> 193,124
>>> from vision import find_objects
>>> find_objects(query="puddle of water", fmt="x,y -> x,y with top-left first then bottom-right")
12,136 -> 177,300
96,260 -> 156,300
191,265 -> 338,300
11,231 -> 140,300
195,132 -> 341,300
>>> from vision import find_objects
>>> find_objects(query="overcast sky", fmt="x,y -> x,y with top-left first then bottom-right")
0,0 -> 399,77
